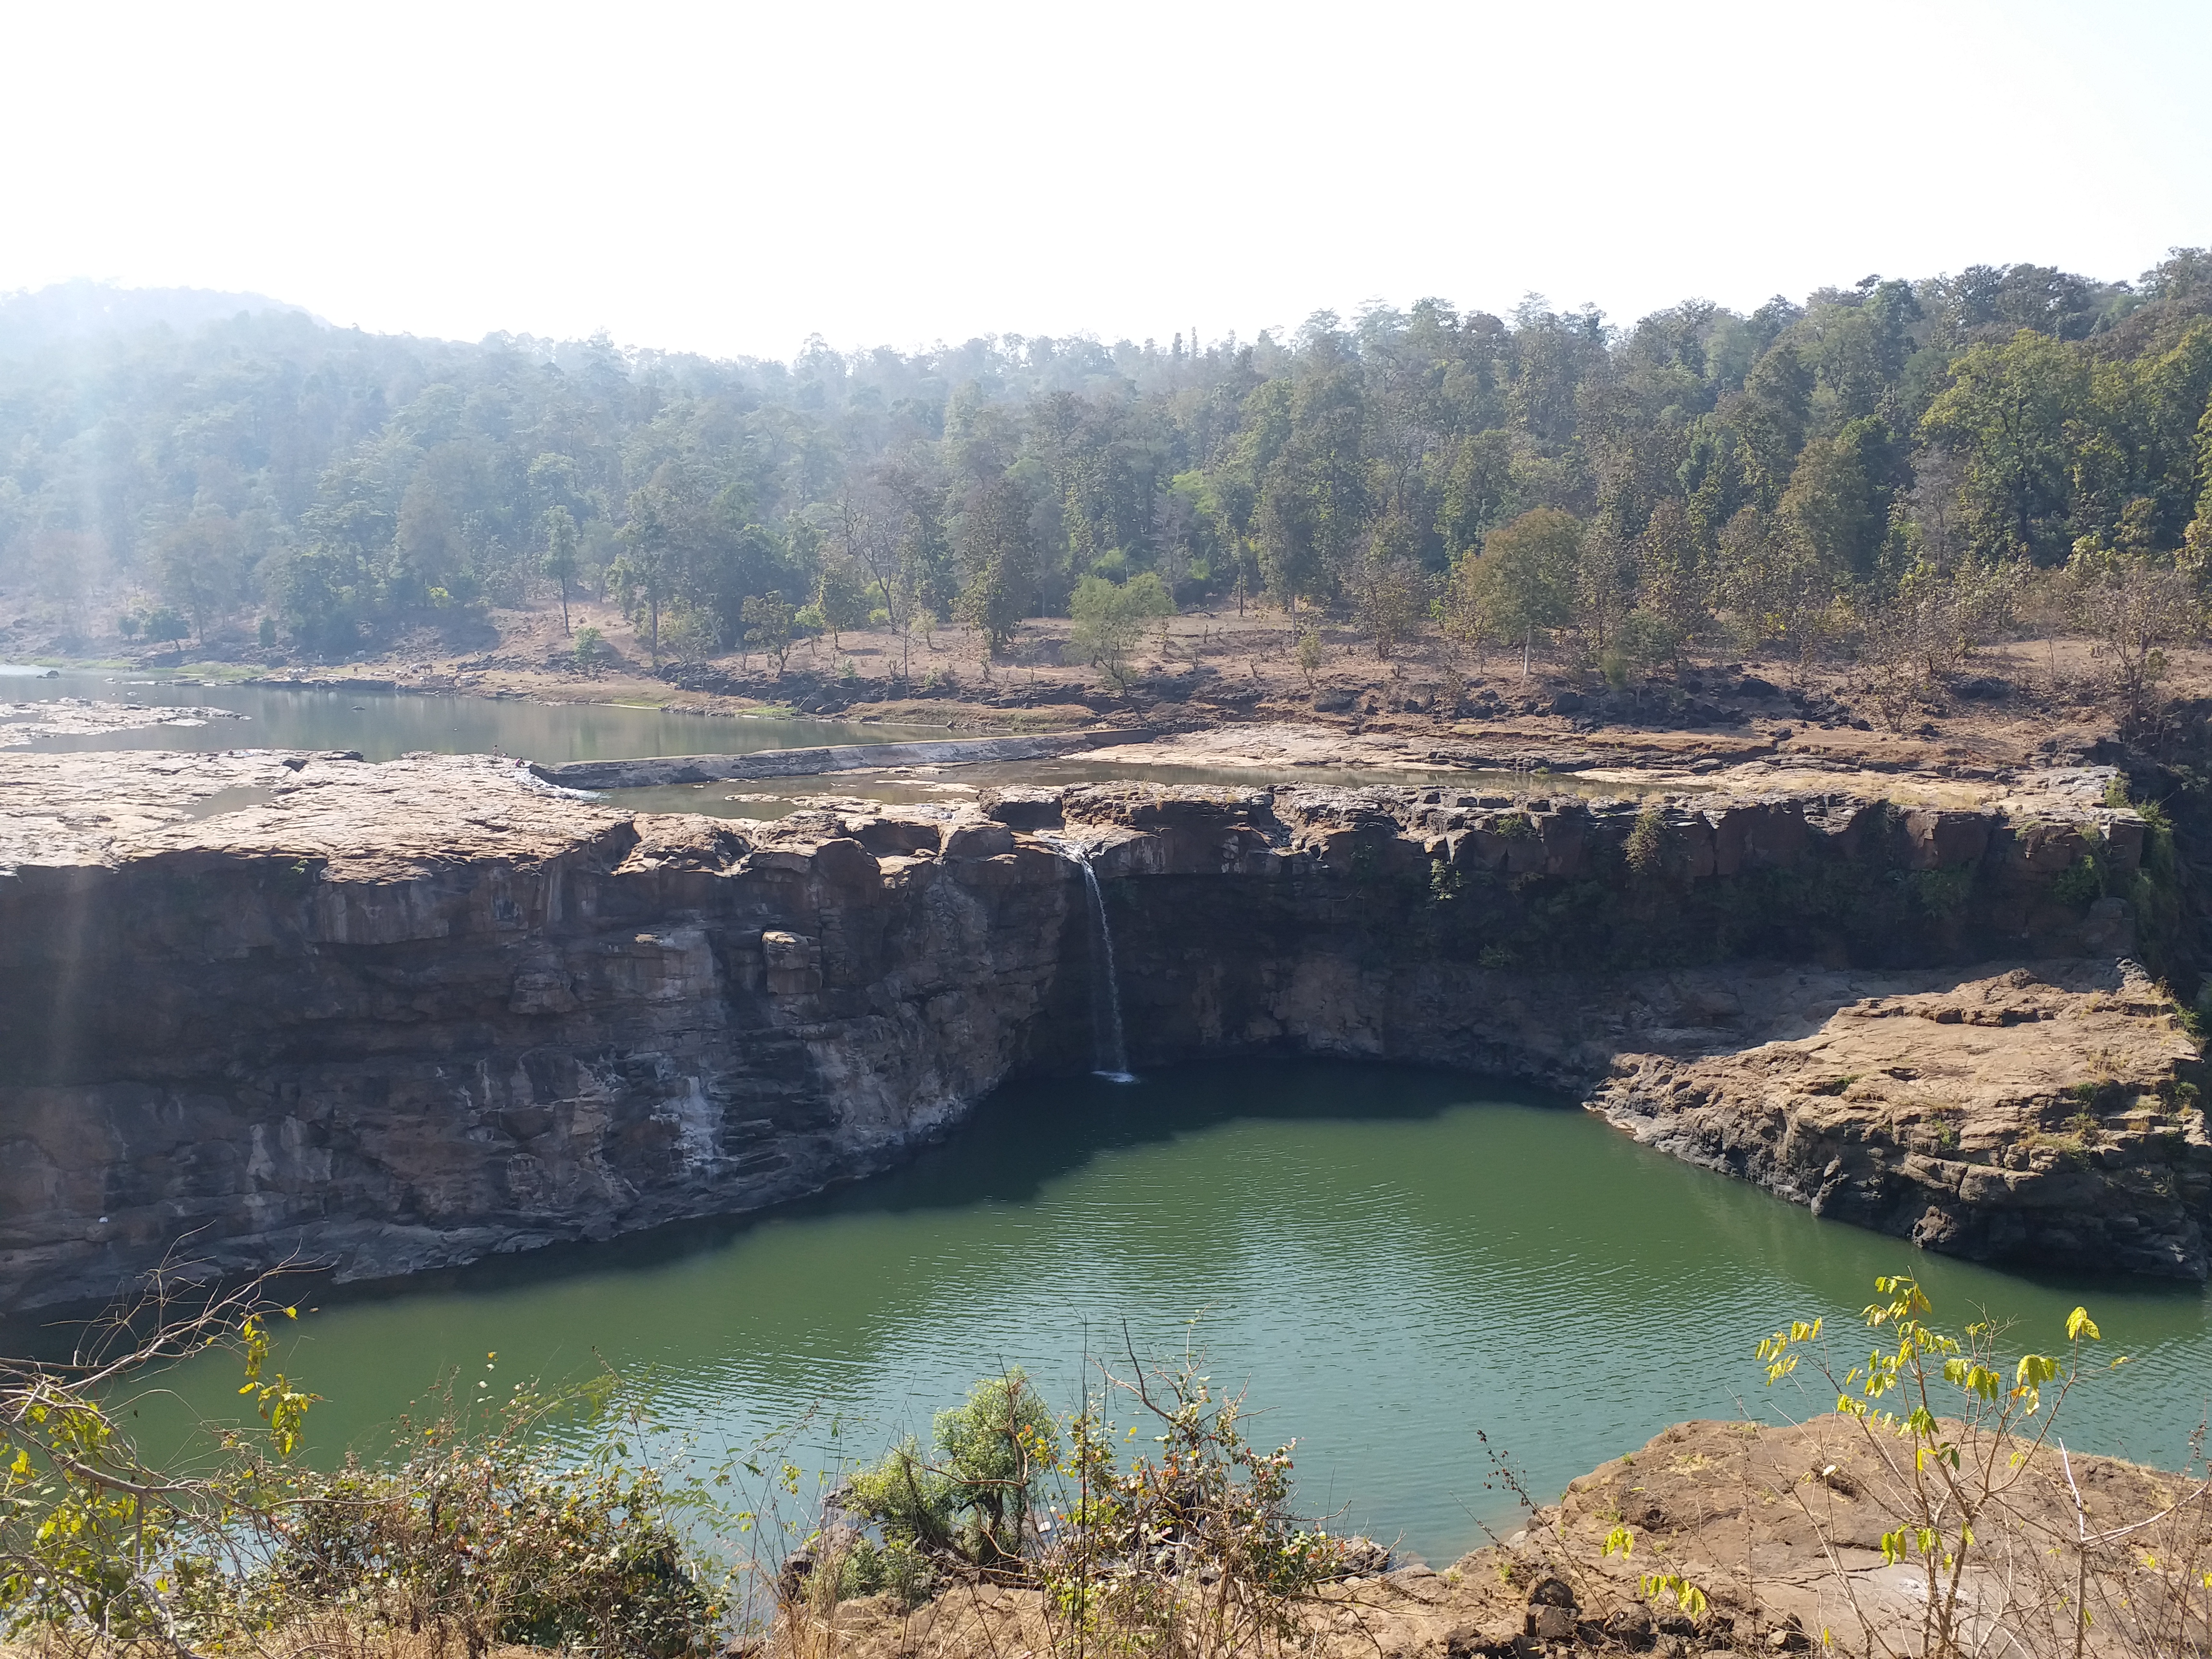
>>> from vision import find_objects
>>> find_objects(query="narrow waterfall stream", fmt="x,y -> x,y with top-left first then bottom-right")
1054,842 -> 1136,1082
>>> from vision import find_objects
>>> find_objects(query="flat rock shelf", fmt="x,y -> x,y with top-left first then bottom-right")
529,729 -> 1128,790
0,746 -> 2203,1317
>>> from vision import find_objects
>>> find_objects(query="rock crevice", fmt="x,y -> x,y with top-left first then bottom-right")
0,751 -> 2201,1312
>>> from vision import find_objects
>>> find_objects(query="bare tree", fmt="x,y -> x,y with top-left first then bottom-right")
2069,547 -> 2203,733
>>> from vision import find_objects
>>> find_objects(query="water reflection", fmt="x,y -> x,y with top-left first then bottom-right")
60,1060 -> 2212,1564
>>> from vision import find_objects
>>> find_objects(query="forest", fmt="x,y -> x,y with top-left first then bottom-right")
5,252 -> 2212,718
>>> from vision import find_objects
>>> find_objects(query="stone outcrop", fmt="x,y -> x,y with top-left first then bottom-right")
529,730 -> 1121,791
0,751 -> 2202,1313
0,752 -> 1089,1313
1588,963 -> 2206,1278
823,1415 -> 2199,1658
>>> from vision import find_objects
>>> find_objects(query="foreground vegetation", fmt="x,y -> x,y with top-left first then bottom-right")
6,256 -> 2212,729
3,1268 -> 2206,1659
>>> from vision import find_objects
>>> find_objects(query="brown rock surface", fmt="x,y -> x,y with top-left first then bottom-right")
818,1417 -> 2204,1659
1593,964 -> 2210,1277
0,750 -> 2202,1311
0,749 -> 1082,1311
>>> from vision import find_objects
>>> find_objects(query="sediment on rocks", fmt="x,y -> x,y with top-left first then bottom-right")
0,749 -> 2203,1314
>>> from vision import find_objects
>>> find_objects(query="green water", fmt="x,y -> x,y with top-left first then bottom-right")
75,1061 -> 2212,1564
0,670 -> 948,763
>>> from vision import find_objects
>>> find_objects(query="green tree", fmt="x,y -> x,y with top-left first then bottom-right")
954,475 -> 1036,657
742,592 -> 795,678
1734,340 -> 1815,508
1920,331 -> 2092,563
814,554 -> 871,649
1779,416 -> 1904,582
1437,430 -> 1518,556
1573,525 -> 1637,655
572,624 -> 605,677
1460,506 -> 1579,677
611,470 -> 690,663
1716,505 -> 1837,669
157,510 -> 242,645
143,604 -> 190,661
1633,496 -> 1708,665
1069,571 -> 1175,686
540,505 -> 579,636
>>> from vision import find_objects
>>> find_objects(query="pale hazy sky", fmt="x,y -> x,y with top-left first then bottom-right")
6,0 -> 2208,361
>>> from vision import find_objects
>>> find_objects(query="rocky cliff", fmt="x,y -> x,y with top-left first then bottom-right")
0,749 -> 2202,1313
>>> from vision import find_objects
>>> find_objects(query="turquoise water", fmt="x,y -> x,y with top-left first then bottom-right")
78,1061 -> 2212,1565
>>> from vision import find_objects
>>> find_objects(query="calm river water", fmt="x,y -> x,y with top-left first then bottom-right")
1,668 -> 1609,803
7,669 -> 2203,1558
0,669 -> 948,763
81,1061 -> 2212,1565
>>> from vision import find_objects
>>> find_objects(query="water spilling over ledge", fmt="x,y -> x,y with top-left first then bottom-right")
0,745 -> 2202,1318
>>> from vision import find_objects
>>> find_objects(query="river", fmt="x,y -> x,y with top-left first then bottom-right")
0,668 -> 949,762
6,668 -> 2205,1562
75,1060 -> 2212,1567
0,667 -> 1598,805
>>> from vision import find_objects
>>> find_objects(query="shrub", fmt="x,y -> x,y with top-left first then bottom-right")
0,1291 -> 729,1659
833,1351 -> 1359,1656
833,1536 -> 936,1608
743,593 -> 796,677
2052,852 -> 2106,908
275,1431 -> 712,1658
844,1369 -> 1058,1569
1070,573 -> 1174,688
573,625 -> 605,676
1623,808 -> 1666,875
1747,1275 -> 2212,1659
844,1437 -> 956,1555
1039,1348 -> 1350,1658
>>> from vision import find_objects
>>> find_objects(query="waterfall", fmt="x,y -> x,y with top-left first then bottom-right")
1057,842 -> 1136,1083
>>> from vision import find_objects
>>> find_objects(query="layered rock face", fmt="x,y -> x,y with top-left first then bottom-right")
1042,782 -> 2207,1279
0,751 -> 2202,1313
0,754 -> 1085,1313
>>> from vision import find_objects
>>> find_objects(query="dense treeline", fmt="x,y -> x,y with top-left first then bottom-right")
5,252 -> 2212,710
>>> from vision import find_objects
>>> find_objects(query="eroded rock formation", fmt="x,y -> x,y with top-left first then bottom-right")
0,749 -> 2201,1312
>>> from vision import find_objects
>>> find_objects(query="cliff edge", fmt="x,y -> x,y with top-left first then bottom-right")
0,749 -> 2201,1313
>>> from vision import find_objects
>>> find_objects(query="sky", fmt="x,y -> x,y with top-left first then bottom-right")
4,0 -> 2208,362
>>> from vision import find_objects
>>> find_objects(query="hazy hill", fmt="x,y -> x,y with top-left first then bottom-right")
0,278 -> 310,357
2,252 -> 2210,688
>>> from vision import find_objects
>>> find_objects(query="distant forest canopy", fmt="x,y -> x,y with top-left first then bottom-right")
5,252 -> 2212,699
